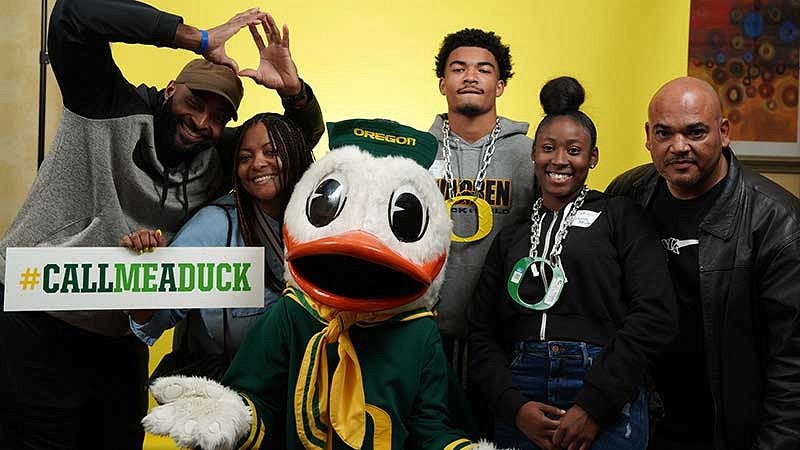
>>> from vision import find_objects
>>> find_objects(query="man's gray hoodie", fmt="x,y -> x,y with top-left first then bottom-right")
428,114 -> 535,339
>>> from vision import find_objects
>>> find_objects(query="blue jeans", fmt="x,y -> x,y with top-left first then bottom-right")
495,341 -> 648,450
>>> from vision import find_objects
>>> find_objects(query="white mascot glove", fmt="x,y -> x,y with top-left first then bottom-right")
472,440 -> 519,450
142,376 -> 252,450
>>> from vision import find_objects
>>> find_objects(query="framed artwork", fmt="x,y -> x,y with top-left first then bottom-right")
689,0 -> 800,172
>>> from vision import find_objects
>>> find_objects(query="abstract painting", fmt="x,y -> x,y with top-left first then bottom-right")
689,0 -> 799,143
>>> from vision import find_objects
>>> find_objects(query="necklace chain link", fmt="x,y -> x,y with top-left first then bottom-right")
529,185 -> 589,261
441,118 -> 501,199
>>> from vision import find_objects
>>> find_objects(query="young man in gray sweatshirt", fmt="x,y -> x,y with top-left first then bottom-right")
428,29 -> 535,431
0,0 -> 323,448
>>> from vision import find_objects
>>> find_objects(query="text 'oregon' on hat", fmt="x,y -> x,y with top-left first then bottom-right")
175,59 -> 244,120
326,119 -> 438,169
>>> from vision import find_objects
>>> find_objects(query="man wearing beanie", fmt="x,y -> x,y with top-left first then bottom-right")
428,28 -> 535,435
0,0 -> 323,448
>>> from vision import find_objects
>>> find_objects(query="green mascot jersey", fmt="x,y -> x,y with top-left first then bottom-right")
222,288 -> 475,450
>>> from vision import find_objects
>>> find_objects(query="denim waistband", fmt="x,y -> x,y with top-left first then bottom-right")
513,340 -> 602,359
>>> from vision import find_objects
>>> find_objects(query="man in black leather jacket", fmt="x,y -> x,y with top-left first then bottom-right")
607,77 -> 799,450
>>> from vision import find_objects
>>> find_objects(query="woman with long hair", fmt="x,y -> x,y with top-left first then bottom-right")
123,112 -> 314,371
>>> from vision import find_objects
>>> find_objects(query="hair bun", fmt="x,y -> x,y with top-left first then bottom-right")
539,76 -> 585,115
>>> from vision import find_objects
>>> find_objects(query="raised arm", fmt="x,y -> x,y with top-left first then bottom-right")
238,13 -> 324,147
48,0 -> 264,118
48,0 -> 183,117
218,13 -> 324,176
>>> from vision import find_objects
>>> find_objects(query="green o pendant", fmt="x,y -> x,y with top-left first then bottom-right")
507,256 -> 566,310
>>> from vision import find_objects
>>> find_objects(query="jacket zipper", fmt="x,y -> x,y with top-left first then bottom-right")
538,208 -> 562,341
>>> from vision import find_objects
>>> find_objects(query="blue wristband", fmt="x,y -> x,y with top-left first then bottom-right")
197,29 -> 209,54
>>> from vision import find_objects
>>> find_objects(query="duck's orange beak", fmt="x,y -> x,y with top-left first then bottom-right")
284,227 -> 446,312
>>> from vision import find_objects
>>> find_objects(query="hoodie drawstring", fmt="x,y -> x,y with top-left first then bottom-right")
159,166 -> 171,210
158,164 -> 191,220
182,164 -> 189,218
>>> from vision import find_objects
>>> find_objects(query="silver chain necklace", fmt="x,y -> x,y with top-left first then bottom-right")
530,185 -> 589,267
507,185 -> 589,310
441,118 -> 501,199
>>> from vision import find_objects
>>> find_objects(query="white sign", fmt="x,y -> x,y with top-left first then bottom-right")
4,247 -> 265,311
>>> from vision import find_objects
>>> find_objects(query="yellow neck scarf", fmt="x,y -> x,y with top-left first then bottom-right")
285,287 -> 433,450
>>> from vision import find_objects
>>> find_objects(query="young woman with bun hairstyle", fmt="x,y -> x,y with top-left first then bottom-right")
468,76 -> 678,450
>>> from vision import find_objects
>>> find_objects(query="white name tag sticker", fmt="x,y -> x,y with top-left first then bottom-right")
571,210 -> 601,228
429,160 -> 446,178
3,247 -> 265,311
510,266 -> 525,284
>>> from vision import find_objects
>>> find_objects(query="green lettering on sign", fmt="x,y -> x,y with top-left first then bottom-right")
114,263 -> 141,292
141,263 -> 158,292
233,263 -> 251,292
61,264 -> 80,293
216,263 -> 232,291
159,263 -> 177,292
178,263 -> 195,292
81,263 -> 98,293
197,263 -> 215,292
97,263 -> 114,292
43,264 -> 59,294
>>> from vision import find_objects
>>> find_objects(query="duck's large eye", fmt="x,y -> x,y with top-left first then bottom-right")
307,175 -> 348,227
388,185 -> 429,243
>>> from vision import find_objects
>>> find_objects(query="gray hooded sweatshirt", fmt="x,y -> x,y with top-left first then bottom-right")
428,114 -> 535,339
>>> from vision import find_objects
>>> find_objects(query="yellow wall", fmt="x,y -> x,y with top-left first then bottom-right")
3,1 -> 692,449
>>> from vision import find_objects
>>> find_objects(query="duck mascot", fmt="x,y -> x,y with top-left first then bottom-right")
142,119 -> 511,450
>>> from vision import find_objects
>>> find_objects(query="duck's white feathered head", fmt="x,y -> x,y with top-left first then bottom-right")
282,119 -> 450,314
